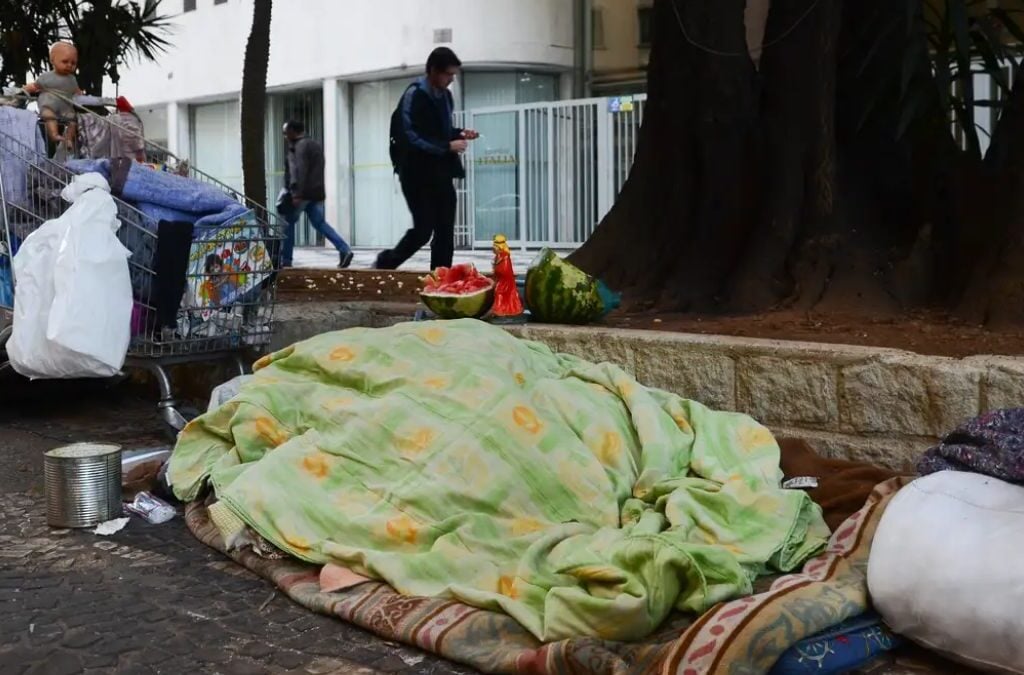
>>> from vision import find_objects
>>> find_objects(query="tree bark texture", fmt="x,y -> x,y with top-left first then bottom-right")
240,0 -> 272,210
570,0 -> 1024,326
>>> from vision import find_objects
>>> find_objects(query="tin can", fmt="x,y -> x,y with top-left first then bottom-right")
44,443 -> 123,528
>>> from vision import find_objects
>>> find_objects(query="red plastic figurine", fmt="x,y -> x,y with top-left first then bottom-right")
491,234 -> 523,317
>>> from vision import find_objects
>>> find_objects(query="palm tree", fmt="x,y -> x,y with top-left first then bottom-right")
0,0 -> 69,89
0,0 -> 170,93
59,0 -> 171,94
240,0 -> 273,209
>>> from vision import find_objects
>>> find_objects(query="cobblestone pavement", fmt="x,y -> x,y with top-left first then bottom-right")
0,380 -> 476,675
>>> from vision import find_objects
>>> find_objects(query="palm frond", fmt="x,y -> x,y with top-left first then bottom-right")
856,0 -> 1024,160
0,0 -> 170,90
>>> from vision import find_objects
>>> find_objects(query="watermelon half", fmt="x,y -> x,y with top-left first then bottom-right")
419,263 -> 495,319
524,248 -> 605,324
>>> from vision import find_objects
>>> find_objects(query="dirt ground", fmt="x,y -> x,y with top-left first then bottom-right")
277,269 -> 1024,358
277,268 -> 425,304
605,309 -> 1024,358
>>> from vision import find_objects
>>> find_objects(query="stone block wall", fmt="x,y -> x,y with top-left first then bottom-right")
273,302 -> 1024,470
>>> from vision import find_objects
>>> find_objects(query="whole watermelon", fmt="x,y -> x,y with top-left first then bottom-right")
524,248 -> 605,324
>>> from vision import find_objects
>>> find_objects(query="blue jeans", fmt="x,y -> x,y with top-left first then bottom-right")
281,200 -> 350,266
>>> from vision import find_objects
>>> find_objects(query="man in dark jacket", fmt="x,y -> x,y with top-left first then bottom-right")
375,47 -> 478,270
279,120 -> 352,268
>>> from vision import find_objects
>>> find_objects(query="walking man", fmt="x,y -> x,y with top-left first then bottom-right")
279,120 -> 353,268
376,47 -> 478,270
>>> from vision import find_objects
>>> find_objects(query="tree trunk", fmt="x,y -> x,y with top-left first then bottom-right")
957,73 -> 1024,325
570,0 -> 759,310
240,0 -> 272,210
70,0 -> 116,95
0,28 -> 32,89
570,0 -> 1023,326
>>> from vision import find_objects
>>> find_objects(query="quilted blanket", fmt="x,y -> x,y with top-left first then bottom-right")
183,478 -> 913,674
169,320 -> 830,643
65,157 -> 247,228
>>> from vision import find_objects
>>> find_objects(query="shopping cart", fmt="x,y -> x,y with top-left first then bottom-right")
0,104 -> 284,434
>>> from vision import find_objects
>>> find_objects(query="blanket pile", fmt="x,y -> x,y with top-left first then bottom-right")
169,319 -> 830,642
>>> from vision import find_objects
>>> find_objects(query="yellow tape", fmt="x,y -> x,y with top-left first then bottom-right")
350,157 -> 520,171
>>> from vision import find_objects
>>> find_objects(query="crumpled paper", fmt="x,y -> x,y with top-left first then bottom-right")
92,517 -> 129,536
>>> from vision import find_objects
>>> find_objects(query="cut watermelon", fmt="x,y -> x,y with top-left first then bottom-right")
419,263 -> 495,319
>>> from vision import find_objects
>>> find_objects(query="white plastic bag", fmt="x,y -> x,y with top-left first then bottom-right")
867,471 -> 1024,673
7,173 -> 133,379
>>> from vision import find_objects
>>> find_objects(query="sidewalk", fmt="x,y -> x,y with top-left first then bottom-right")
0,382 -> 474,675
292,247 -> 534,271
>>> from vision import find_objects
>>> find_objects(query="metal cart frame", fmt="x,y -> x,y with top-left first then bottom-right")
1,102 -> 284,433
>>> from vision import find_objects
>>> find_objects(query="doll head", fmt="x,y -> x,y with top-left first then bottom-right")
49,42 -> 78,77
493,234 -> 510,256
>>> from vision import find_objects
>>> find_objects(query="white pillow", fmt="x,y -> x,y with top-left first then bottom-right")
868,471 -> 1024,674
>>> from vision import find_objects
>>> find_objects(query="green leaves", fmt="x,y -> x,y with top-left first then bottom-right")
113,0 -> 172,63
856,0 -> 1023,159
0,0 -> 66,87
0,0 -> 170,92
992,7 -> 1024,46
62,0 -> 171,90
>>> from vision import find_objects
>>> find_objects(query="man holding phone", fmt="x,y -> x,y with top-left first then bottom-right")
376,47 -> 479,271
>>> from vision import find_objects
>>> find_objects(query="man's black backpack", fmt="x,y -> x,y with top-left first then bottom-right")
388,83 -> 418,174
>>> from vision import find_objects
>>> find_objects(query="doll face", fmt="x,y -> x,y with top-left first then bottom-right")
493,235 -> 509,256
50,43 -> 78,76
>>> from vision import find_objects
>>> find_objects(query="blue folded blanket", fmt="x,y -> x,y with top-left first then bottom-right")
138,201 -> 250,230
66,158 -> 246,228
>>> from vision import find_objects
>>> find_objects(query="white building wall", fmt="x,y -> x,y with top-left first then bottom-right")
114,0 -> 578,249
116,0 -> 577,107
322,78 -> 352,243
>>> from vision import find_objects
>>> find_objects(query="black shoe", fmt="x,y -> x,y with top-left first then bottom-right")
339,251 -> 354,269
374,252 -> 392,270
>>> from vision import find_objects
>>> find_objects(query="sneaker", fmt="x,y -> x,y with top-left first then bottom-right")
339,251 -> 354,269
374,252 -> 395,270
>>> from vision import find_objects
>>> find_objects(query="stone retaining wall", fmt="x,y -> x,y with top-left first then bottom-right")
273,302 -> 1024,470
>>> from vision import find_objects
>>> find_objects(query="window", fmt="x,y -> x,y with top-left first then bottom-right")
183,0 -> 196,10
637,6 -> 653,48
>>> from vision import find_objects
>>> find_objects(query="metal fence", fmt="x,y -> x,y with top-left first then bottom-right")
454,94 -> 645,250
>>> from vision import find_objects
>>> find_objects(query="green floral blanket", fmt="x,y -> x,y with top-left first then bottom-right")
168,319 -> 828,642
